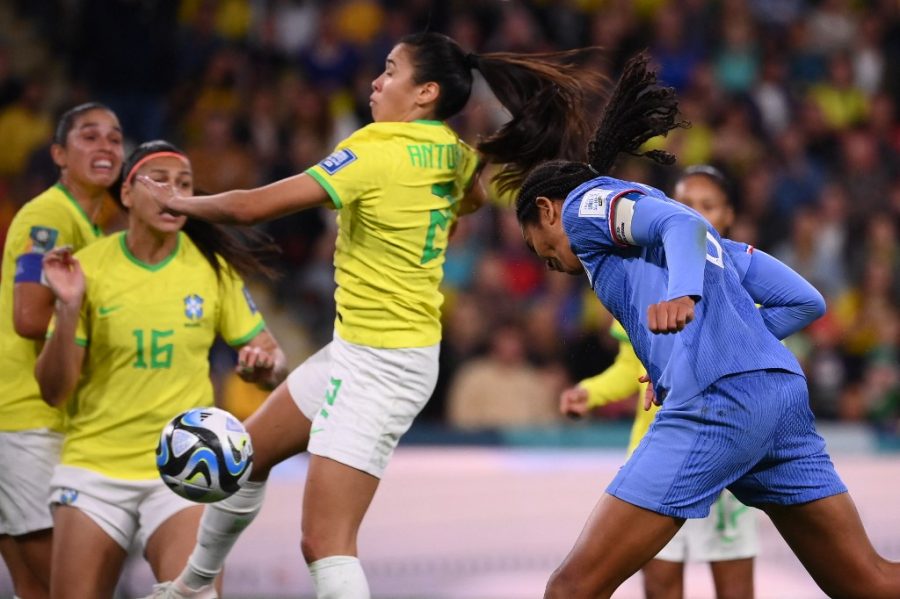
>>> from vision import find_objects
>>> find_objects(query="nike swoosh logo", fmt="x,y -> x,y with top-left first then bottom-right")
310,428 -> 324,435
98,305 -> 122,316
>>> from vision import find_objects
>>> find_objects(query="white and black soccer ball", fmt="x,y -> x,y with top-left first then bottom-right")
156,407 -> 253,503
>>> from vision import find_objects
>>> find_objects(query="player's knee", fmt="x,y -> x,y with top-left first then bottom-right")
544,567 -> 606,599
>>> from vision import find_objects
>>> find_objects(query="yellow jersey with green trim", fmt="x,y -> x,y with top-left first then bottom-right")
0,183 -> 103,432
580,320 -> 657,456
53,232 -> 264,480
306,120 -> 479,348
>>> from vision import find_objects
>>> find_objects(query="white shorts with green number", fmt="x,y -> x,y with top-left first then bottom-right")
654,489 -> 758,562
287,332 -> 439,479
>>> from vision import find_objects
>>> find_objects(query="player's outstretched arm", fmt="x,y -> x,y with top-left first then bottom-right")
34,248 -> 86,406
139,173 -> 331,226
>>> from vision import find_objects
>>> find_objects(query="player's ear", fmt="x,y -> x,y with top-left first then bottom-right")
416,81 -> 440,109
119,180 -> 134,209
534,196 -> 556,226
50,143 -> 66,170
535,196 -> 560,226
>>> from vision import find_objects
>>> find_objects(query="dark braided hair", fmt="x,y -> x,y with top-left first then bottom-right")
516,52 -> 688,225
117,140 -> 280,281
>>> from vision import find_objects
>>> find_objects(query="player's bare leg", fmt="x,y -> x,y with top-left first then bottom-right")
170,382 -> 313,594
244,381 -> 314,481
709,558 -> 754,599
0,533 -> 50,599
545,493 -> 683,599
642,559 -> 684,599
50,506 -> 126,599
301,455 -> 379,598
763,492 -> 900,598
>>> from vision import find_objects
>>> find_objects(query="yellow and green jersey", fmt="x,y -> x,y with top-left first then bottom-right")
52,232 -> 264,480
579,320 -> 657,456
0,183 -> 103,432
306,120 -> 479,348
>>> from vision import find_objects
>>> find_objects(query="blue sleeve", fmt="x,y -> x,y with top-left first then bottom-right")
739,247 -> 826,339
628,195 -> 708,302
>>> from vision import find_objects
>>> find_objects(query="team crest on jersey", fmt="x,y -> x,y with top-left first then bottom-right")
242,286 -> 258,314
184,294 -> 204,320
319,149 -> 357,174
28,226 -> 58,253
59,488 -> 79,505
578,189 -> 610,218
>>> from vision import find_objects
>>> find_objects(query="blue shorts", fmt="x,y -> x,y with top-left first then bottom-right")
607,370 -> 847,519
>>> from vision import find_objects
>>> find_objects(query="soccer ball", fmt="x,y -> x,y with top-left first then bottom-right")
156,407 -> 253,503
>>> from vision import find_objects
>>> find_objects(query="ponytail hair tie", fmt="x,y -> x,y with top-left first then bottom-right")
465,52 -> 479,69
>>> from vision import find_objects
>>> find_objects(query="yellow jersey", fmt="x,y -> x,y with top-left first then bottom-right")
306,120 -> 479,348
0,183 -> 103,432
52,232 -> 264,480
579,320 -> 657,456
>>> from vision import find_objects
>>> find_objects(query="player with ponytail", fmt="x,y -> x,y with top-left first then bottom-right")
140,32 -> 609,599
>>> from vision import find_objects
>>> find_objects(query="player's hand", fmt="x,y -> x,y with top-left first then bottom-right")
235,345 -> 276,384
647,296 -> 696,334
638,374 -> 660,410
559,386 -> 590,419
137,174 -> 184,215
42,247 -> 84,308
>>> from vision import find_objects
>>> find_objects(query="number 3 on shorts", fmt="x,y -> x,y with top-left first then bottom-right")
319,377 -> 343,419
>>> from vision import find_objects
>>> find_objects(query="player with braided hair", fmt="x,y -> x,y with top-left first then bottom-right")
517,52 -> 900,599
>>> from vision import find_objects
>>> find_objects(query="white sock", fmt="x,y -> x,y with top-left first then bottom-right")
308,555 -> 370,599
180,480 -> 266,589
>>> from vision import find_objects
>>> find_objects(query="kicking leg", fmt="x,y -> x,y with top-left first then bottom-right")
763,492 -> 900,599
545,493 -> 683,599
177,382 -> 313,591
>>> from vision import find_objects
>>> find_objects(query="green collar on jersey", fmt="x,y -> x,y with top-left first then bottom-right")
413,119 -> 444,126
54,182 -> 102,236
119,231 -> 181,271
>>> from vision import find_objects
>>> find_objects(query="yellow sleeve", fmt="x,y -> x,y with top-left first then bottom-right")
579,341 -> 643,408
304,135 -> 386,209
217,266 -> 265,346
9,200 -> 74,258
457,141 -> 480,194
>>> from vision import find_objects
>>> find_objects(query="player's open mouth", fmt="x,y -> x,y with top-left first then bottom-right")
92,158 -> 113,171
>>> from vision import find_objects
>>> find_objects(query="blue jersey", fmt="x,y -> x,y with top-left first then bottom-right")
562,176 -> 804,404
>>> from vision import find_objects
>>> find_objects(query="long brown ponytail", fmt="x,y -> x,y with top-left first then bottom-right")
400,33 -> 609,194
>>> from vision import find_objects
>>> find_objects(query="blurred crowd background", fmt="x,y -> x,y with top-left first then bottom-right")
1,0 -> 898,435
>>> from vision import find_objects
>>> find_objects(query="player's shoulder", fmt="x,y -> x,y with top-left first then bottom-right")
10,185 -> 70,226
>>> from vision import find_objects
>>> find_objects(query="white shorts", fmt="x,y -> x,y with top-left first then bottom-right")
0,428 -> 62,536
49,465 -> 199,551
655,489 -> 758,563
288,333 -> 439,479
